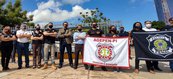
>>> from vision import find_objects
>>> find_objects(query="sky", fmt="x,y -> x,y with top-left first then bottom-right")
16,0 -> 158,31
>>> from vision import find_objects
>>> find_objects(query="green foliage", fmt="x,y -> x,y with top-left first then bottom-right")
0,0 -> 34,27
79,8 -> 110,34
0,0 -> 6,7
79,8 -> 110,23
152,21 -> 166,30
27,22 -> 35,28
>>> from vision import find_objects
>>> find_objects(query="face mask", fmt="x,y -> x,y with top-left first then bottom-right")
78,29 -> 82,32
16,26 -> 20,30
111,28 -> 116,31
120,30 -> 124,33
49,25 -> 53,28
135,26 -> 141,29
146,24 -> 152,28
4,29 -> 11,34
4,30 -> 9,34
110,29 -> 117,33
111,30 -> 116,32
120,28 -> 124,32
36,28 -> 40,30
92,24 -> 97,28
21,26 -> 26,30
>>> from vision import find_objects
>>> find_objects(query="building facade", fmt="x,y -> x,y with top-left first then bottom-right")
154,0 -> 173,24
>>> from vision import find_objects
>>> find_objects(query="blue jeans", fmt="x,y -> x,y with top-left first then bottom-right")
170,61 -> 173,70
17,42 -> 30,68
59,42 -> 73,66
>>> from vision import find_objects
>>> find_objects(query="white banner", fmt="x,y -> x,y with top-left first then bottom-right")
83,37 -> 130,68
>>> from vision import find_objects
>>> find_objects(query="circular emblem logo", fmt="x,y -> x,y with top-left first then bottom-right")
96,43 -> 115,62
154,39 -> 167,51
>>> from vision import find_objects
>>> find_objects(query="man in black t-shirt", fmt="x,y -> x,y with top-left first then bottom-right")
118,26 -> 129,37
87,22 -> 107,71
31,25 -> 43,69
87,22 -> 104,37
42,22 -> 57,70
1,25 -> 16,71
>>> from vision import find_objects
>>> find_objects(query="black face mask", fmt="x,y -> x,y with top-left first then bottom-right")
120,29 -> 124,33
110,29 -> 117,34
78,29 -> 82,32
92,24 -> 97,28
5,30 -> 11,34
36,28 -> 40,30
134,26 -> 141,29
49,25 -> 53,28
23,27 -> 27,30
16,26 -> 20,30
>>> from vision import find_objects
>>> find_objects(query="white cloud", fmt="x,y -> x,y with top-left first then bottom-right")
27,0 -> 91,24
62,0 -> 90,5
37,0 -> 62,10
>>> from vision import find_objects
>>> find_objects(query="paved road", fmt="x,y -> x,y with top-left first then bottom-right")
0,47 -> 173,79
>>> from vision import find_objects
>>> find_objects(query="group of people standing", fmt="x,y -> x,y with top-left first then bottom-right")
0,17 -> 173,73
0,21 -> 128,72
132,17 -> 173,74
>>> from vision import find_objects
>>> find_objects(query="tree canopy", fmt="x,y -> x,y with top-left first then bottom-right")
152,21 -> 166,30
0,0 -> 34,27
79,8 -> 110,23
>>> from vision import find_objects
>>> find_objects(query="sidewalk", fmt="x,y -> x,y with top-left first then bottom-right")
0,47 -> 173,79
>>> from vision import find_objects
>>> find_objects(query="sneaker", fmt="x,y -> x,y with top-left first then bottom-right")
37,65 -> 41,69
154,67 -> 162,71
58,65 -> 62,69
70,64 -> 73,68
26,65 -> 30,68
32,66 -> 36,69
51,64 -> 57,70
6,67 -> 10,70
90,66 -> 94,70
74,66 -> 77,69
101,67 -> 107,71
134,69 -> 139,74
18,67 -> 22,69
42,64 -> 48,70
84,65 -> 88,69
117,68 -> 121,72
149,70 -> 155,74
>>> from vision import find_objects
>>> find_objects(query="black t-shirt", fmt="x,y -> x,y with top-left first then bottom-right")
44,29 -> 56,44
106,33 -> 118,37
32,30 -> 43,44
118,31 -> 129,37
87,29 -> 104,37
1,33 -> 13,47
131,29 -> 145,38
